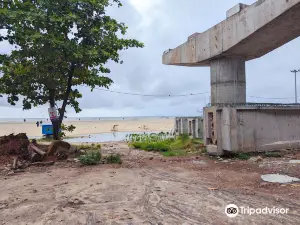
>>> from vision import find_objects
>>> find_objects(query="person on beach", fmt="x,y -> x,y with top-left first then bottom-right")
24,119 -> 26,123
36,121 -> 40,127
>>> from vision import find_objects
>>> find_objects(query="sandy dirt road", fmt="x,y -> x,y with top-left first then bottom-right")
0,143 -> 299,225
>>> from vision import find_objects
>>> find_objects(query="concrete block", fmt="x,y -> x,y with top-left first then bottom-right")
207,145 -> 222,156
226,3 -> 249,18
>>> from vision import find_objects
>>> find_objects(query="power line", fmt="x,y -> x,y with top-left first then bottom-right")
85,86 -> 209,97
248,95 -> 296,100
80,85 -> 300,100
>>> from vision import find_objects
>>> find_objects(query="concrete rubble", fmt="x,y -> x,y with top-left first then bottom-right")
261,174 -> 300,184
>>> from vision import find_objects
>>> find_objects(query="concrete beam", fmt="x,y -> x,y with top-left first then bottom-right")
162,0 -> 300,66
226,3 -> 249,18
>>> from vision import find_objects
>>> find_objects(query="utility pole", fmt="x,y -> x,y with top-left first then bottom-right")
291,70 -> 300,103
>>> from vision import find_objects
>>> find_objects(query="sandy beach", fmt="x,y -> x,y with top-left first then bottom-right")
0,118 -> 175,138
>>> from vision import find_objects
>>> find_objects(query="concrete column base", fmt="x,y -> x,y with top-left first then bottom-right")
203,105 -> 300,156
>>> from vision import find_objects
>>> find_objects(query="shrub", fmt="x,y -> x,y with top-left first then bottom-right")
105,154 -> 122,164
236,153 -> 250,160
78,150 -> 101,165
127,133 -> 204,157
132,142 -> 142,149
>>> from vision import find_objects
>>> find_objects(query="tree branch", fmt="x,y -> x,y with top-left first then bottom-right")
59,63 -> 75,122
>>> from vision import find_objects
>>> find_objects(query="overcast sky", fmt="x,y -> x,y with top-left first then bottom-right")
0,0 -> 300,118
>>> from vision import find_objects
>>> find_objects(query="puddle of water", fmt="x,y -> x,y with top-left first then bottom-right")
261,174 -> 300,184
64,131 -> 161,143
289,160 -> 300,164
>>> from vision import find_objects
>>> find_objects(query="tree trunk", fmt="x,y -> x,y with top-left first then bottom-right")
52,120 -> 60,140
49,89 -> 60,140
49,64 -> 74,140
29,143 -> 46,157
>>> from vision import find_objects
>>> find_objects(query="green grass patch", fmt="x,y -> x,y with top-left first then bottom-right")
264,152 -> 281,158
236,153 -> 250,160
78,150 -> 101,165
127,132 -> 204,157
162,150 -> 187,157
104,154 -> 122,164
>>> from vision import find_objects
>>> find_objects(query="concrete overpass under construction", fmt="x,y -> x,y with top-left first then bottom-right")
163,0 -> 300,155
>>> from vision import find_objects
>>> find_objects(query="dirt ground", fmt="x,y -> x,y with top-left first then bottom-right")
0,143 -> 299,225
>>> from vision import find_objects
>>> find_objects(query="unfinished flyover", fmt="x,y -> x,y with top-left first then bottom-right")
163,0 -> 300,155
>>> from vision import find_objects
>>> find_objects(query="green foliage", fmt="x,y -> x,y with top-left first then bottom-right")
162,150 -> 187,157
104,153 -> 122,164
62,124 -> 76,133
191,139 -> 204,144
127,132 -> 204,157
59,124 -> 76,137
264,152 -> 281,158
236,153 -> 250,160
0,1 -> 143,127
180,134 -> 190,143
78,150 -> 101,165
126,132 -> 170,143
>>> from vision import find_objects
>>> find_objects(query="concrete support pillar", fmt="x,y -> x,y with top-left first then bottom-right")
182,118 -> 189,135
198,118 -> 203,139
179,118 -> 183,135
192,119 -> 197,138
210,57 -> 246,105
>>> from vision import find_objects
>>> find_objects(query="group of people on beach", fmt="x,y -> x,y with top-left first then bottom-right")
35,121 -> 43,127
23,119 -> 49,127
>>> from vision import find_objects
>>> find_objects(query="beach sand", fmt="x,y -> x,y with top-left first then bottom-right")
0,118 -> 175,137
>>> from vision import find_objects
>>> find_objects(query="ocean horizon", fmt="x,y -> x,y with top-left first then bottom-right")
0,116 -> 175,123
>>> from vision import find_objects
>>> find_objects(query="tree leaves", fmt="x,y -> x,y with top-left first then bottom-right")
0,0 -> 143,120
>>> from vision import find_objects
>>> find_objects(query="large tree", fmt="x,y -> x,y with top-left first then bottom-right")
0,0 -> 143,139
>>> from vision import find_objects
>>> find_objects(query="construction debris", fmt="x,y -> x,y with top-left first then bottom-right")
0,133 -> 29,156
29,161 -> 55,166
12,158 -> 18,170
0,133 -> 75,175
47,140 -> 71,156
30,144 -> 46,157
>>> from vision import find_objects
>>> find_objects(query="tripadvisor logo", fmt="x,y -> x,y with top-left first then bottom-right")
225,204 -> 239,218
225,204 -> 289,217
